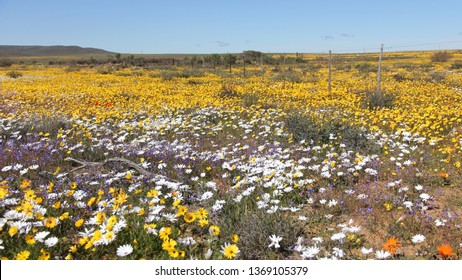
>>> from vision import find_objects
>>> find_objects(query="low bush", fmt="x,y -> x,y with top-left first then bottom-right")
284,111 -> 377,150
241,92 -> 260,107
362,89 -> 395,110
355,62 -> 376,73
272,71 -> 303,83
451,60 -> 462,69
230,210 -> 302,259
217,83 -> 239,99
431,51 -> 452,63
155,69 -> 205,80
0,59 -> 13,67
6,71 -> 23,78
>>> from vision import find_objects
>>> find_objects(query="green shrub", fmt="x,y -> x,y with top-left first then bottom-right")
0,59 -> 13,67
233,211 -> 302,259
393,72 -> 408,82
306,64 -> 322,72
428,71 -> 447,83
6,71 -> 23,78
241,92 -> 260,107
393,63 -> 417,70
272,71 -> 303,83
152,71 -> 175,80
362,89 -> 395,110
155,69 -> 205,80
335,64 -> 352,71
355,62 -> 376,73
65,66 -> 82,72
285,112 -> 324,143
217,83 -> 239,99
97,68 -> 112,75
10,115 -> 71,140
35,116 -> 71,136
116,71 -> 144,77
451,60 -> 462,69
181,69 -> 206,78
284,111 -> 377,150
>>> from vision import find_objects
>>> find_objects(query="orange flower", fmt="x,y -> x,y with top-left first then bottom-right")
438,173 -> 449,179
382,237 -> 401,254
437,244 -> 456,259
20,179 -> 32,189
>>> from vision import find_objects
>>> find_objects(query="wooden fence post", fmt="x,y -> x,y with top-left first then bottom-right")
328,50 -> 332,95
243,53 -> 246,78
377,44 -> 384,94
260,54 -> 263,76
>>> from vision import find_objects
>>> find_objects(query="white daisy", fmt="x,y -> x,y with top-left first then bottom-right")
294,244 -> 306,252
178,237 -> 196,246
332,247 -> 345,258
327,199 -> 338,207
331,232 -> 346,241
419,193 -> 431,202
200,191 -> 214,201
162,213 -> 178,223
375,250 -> 391,259
365,168 -> 378,176
0,218 -> 6,229
266,205 -> 278,214
435,219 -> 446,227
13,164 -> 23,170
204,248 -> 213,259
113,219 -> 128,232
268,234 -> 283,248
1,166 -> 12,172
35,231 -> 50,242
301,246 -> 320,259
403,160 -> 413,166
212,200 -> 226,212
411,234 -> 426,244
361,247 -> 373,255
44,236 -> 58,247
312,237 -> 323,244
403,201 -> 413,209
116,244 -> 133,257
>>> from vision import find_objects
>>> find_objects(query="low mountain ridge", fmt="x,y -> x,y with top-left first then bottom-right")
0,45 -> 115,56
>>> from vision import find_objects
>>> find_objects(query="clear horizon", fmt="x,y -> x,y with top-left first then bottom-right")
1,0 -> 461,54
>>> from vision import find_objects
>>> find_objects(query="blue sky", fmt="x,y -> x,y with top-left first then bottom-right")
1,0 -> 461,54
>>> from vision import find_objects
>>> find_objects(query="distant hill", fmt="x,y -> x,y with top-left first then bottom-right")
0,45 -> 115,57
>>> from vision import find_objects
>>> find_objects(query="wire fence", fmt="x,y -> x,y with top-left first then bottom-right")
331,40 -> 462,53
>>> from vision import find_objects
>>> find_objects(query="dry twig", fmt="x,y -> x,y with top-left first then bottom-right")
64,157 -> 153,177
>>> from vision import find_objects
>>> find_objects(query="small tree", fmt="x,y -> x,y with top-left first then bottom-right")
191,56 -> 198,68
223,53 -> 237,74
211,53 -> 221,69
243,50 -> 263,62
115,53 -> 122,62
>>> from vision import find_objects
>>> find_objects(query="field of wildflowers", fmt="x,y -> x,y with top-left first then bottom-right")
0,51 -> 461,260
